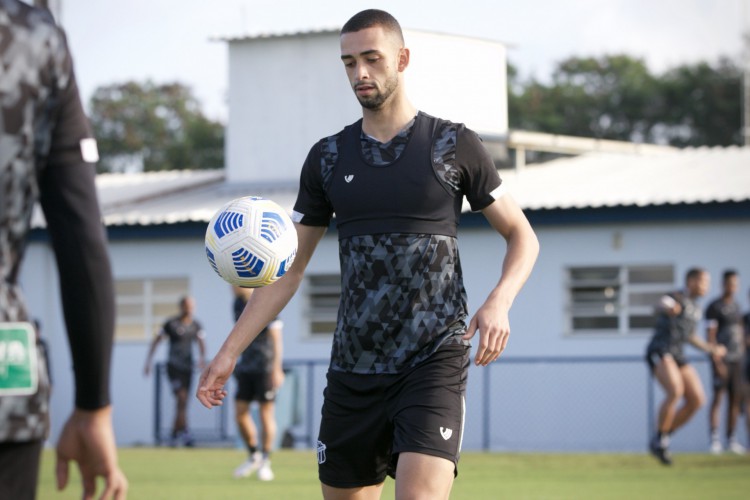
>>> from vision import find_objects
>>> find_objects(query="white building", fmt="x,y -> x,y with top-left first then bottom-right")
19,28 -> 750,452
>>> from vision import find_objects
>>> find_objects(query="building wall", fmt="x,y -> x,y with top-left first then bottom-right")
225,30 -> 508,184
20,217 -> 750,449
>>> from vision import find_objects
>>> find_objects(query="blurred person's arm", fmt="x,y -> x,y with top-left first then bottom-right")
36,26 -> 127,498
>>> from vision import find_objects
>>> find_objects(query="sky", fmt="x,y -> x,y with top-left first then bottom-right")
57,0 -> 748,123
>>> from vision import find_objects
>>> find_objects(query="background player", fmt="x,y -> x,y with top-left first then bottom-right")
645,268 -> 726,465
144,296 -> 206,447
705,269 -> 746,454
230,287 -> 285,481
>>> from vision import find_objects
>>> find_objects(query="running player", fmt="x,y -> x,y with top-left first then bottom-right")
231,287 -> 284,481
645,268 -> 726,465
705,270 -> 746,454
0,1 -> 127,497
197,9 -> 539,499
144,296 -> 206,446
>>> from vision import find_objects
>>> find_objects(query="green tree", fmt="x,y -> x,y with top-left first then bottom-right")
658,57 -> 742,147
508,55 -> 742,147
89,81 -> 224,172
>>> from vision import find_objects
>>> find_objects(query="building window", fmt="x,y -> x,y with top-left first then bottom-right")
306,273 -> 340,336
114,277 -> 189,341
566,265 -> 674,335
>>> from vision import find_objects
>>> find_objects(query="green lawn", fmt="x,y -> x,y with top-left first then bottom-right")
38,448 -> 750,499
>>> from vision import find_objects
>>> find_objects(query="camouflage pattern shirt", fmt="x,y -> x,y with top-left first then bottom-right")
1,0 -> 114,441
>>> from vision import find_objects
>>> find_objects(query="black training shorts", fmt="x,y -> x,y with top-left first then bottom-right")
317,343 -> 470,489
234,371 -> 276,403
166,365 -> 193,393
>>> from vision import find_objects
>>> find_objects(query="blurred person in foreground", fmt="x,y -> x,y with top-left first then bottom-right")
705,269 -> 746,455
0,0 -> 127,498
645,268 -> 725,465
143,296 -> 206,447
197,8 -> 538,499
230,286 -> 284,481
743,287 -> 750,450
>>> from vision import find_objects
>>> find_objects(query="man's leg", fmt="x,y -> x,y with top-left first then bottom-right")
235,400 -> 258,452
395,452 -> 454,500
321,482 -> 384,500
653,355 -> 684,434
258,401 -> 277,454
233,399 -> 263,478
670,364 -> 706,433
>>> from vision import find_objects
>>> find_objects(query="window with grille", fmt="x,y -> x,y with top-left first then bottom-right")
114,277 -> 189,341
566,265 -> 674,335
306,273 -> 340,337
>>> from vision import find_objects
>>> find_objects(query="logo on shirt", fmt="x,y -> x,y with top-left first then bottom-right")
440,427 -> 453,440
344,175 -> 354,183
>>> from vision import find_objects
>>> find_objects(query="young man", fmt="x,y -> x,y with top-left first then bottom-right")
705,270 -> 746,455
198,9 -> 538,499
645,268 -> 726,465
231,287 -> 285,481
144,296 -> 206,446
0,1 -> 127,498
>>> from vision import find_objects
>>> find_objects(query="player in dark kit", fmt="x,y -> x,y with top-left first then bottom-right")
705,270 -> 746,454
144,296 -> 206,446
231,287 -> 284,481
197,9 -> 539,499
645,268 -> 725,465
0,1 -> 127,498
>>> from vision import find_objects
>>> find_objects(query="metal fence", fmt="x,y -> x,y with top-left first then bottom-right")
153,355 -> 745,452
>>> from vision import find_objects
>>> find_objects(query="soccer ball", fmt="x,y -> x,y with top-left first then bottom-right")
205,196 -> 298,288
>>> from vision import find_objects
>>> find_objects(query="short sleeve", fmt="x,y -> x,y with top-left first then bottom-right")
292,142 -> 334,226
456,126 -> 504,211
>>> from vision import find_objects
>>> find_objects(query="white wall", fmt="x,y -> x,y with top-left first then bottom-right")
225,30 -> 509,184
19,217 -> 750,449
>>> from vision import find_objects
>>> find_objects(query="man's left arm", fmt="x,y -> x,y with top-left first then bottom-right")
463,195 -> 539,366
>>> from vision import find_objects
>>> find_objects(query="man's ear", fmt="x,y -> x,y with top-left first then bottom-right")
398,47 -> 410,72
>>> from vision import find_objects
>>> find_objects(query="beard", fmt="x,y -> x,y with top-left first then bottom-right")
354,72 -> 399,110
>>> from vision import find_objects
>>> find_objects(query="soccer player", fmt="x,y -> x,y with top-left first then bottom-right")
144,296 -> 207,447
197,9 -> 539,499
230,287 -> 285,481
645,268 -> 726,465
0,1 -> 127,498
705,270 -> 746,454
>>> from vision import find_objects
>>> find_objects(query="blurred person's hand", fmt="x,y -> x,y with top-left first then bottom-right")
56,406 -> 128,500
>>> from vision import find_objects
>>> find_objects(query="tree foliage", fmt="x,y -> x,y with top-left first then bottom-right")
89,81 -> 224,172
509,55 -> 742,147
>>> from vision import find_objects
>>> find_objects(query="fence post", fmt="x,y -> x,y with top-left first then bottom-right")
483,366 -> 491,451
154,362 -> 162,445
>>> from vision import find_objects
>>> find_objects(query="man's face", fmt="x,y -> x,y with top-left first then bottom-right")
723,274 -> 739,295
688,272 -> 710,297
340,26 -> 403,110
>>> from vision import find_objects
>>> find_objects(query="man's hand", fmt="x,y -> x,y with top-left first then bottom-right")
55,406 -> 128,500
196,352 -> 235,409
463,299 -> 511,366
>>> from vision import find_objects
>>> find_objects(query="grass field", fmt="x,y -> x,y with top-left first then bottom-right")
38,448 -> 750,499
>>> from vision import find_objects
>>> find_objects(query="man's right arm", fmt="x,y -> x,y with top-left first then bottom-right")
197,223 -> 327,408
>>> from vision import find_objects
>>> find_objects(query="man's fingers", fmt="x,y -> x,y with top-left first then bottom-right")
55,456 -> 69,491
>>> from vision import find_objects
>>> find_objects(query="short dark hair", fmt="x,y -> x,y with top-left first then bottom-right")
685,267 -> 705,283
341,9 -> 404,44
722,269 -> 738,282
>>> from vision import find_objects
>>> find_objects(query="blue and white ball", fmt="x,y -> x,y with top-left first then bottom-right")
205,197 -> 298,288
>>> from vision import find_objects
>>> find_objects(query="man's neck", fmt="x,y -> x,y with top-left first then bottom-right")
361,99 -> 417,143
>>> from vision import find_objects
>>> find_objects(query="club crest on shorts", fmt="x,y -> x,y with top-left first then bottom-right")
317,440 -> 327,464
440,427 -> 453,440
